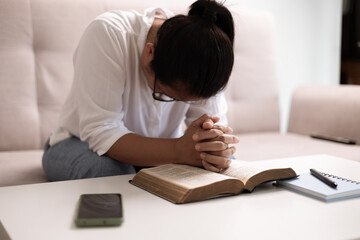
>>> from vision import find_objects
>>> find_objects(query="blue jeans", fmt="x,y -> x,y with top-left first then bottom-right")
42,137 -> 136,181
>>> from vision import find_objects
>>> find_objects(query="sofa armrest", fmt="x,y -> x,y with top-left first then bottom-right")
288,85 -> 360,145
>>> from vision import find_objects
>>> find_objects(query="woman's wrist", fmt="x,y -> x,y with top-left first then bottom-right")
172,138 -> 181,164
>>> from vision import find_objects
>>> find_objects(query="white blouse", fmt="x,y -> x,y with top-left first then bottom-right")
50,8 -> 228,156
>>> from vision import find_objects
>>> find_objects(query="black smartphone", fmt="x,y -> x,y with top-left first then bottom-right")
75,193 -> 123,227
310,133 -> 356,145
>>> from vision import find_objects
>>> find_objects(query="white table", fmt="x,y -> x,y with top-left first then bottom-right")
0,154 -> 359,240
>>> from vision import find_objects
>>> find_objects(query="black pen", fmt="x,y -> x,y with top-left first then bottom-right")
310,168 -> 338,188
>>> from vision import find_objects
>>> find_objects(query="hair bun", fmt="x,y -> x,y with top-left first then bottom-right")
188,0 -> 234,44
202,7 -> 217,23
188,0 -> 218,24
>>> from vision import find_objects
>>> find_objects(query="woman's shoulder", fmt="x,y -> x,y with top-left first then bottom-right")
93,8 -> 173,33
92,10 -> 141,34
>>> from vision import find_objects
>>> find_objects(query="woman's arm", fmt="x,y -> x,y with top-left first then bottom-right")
106,114 -> 233,170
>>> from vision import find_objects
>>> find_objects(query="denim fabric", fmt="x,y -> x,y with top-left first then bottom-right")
42,137 -> 136,181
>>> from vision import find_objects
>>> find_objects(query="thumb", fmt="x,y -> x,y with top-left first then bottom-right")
202,116 -> 220,129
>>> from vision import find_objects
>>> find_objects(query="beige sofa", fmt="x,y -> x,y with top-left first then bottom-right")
1,0 -> 359,187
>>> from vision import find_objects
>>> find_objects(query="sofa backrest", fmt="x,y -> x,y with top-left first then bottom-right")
0,0 -> 279,151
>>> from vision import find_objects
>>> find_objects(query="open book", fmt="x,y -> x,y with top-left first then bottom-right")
131,161 -> 297,203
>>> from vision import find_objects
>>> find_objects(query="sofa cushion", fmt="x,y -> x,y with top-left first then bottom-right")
288,85 -> 360,145
234,132 -> 360,162
225,9 -> 279,134
0,150 -> 47,187
0,0 -> 40,151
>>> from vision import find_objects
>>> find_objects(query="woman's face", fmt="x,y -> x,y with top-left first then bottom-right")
141,43 -> 200,103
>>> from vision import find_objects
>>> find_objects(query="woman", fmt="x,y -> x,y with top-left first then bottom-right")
42,0 -> 239,181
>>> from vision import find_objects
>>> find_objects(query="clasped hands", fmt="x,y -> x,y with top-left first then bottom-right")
176,114 -> 239,172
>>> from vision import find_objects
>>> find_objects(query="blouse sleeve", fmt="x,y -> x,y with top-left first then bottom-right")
73,19 -> 132,156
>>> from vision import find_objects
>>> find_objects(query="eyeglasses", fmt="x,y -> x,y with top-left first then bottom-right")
151,75 -> 203,104
152,76 -> 182,102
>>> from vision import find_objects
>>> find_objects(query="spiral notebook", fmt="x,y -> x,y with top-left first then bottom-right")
276,172 -> 360,202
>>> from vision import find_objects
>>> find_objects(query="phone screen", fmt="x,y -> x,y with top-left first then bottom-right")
75,193 -> 123,227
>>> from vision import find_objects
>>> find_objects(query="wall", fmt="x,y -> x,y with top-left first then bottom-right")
227,0 -> 343,132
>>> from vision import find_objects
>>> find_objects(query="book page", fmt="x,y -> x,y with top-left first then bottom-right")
220,161 -> 265,183
144,164 -> 237,189
220,160 -> 297,191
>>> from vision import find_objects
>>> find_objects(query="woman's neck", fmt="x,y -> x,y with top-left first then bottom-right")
146,17 -> 165,44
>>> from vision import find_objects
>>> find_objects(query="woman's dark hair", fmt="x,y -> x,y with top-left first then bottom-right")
151,0 -> 234,99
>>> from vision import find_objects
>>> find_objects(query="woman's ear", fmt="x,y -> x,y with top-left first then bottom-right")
140,42 -> 156,85
144,42 -> 155,61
